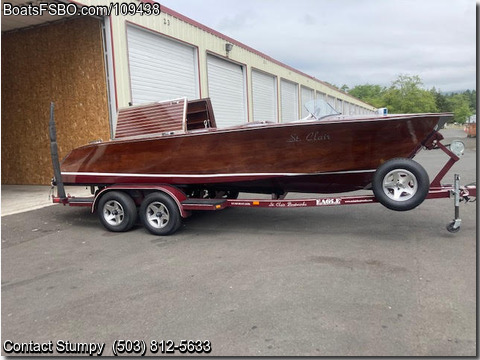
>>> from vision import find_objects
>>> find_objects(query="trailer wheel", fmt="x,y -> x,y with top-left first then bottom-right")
98,191 -> 137,232
446,221 -> 461,233
139,192 -> 181,236
211,190 -> 239,199
372,158 -> 430,211
225,190 -> 239,199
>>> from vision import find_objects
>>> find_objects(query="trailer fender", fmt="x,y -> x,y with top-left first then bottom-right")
91,184 -> 189,218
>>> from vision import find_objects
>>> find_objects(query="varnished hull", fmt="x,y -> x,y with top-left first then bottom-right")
60,114 -> 448,194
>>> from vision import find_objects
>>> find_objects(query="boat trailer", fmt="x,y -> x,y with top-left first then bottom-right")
49,103 -> 476,235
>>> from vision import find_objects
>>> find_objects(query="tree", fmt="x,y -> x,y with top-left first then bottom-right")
430,88 -> 450,113
348,84 -> 386,108
383,75 -> 438,113
345,75 -> 474,120
430,89 -> 475,123
463,89 -> 476,113
447,94 -> 472,124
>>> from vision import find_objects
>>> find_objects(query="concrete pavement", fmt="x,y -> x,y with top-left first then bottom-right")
1,185 -> 91,217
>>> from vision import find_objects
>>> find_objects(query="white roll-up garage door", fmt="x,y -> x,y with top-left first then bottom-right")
207,54 -> 246,128
336,99 -> 343,114
327,95 -> 336,109
344,102 -> 351,115
280,79 -> 298,122
316,91 -> 326,102
301,86 -> 314,118
252,70 -> 277,122
127,26 -> 198,104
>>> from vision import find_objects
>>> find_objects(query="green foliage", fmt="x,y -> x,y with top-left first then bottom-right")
383,75 -> 438,113
463,89 -> 476,112
348,74 -> 475,123
429,89 -> 475,123
348,84 -> 386,108
446,94 -> 473,123
431,88 -> 449,112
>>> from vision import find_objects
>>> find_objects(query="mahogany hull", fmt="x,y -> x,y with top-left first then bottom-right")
60,114 -> 447,194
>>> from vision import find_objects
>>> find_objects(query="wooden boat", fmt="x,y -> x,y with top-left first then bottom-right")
51,98 -> 477,236
59,98 -> 450,197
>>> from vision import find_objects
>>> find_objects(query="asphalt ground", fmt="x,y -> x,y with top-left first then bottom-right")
1,128 -> 477,356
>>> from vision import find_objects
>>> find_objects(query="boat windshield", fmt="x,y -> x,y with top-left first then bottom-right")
304,99 -> 340,120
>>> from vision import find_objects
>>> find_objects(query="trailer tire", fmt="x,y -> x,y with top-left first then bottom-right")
140,192 -> 181,236
98,191 -> 137,232
372,158 -> 429,211
225,190 -> 239,199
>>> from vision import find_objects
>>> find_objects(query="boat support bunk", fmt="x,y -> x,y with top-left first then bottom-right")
49,103 -> 476,236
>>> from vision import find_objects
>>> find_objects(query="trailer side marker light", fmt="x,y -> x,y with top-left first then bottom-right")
215,204 -> 221,209
253,201 -> 260,206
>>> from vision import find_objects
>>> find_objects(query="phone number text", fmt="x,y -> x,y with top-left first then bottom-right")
112,339 -> 211,356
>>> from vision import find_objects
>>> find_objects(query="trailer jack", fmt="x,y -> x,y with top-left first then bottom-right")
446,174 -> 475,233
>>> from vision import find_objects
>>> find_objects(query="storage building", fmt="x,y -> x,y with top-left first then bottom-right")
1,0 -> 376,184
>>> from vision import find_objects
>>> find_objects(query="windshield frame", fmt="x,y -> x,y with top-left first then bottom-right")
304,99 -> 340,120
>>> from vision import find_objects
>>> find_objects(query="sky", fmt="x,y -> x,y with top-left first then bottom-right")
158,0 -> 476,92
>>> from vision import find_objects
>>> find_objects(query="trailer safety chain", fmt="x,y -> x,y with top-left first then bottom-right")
49,183 -> 55,201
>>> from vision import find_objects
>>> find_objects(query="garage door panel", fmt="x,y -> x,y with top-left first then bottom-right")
207,55 -> 246,128
127,26 -> 198,104
281,80 -> 298,122
252,70 -> 277,122
336,99 -> 343,113
327,95 -> 335,108
301,87 -> 314,118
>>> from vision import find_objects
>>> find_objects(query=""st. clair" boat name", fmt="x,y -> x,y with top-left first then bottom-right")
268,201 -> 308,208
287,132 -> 330,143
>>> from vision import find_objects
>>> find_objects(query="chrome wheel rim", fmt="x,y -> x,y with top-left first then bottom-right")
382,169 -> 418,202
103,200 -> 125,226
146,202 -> 170,229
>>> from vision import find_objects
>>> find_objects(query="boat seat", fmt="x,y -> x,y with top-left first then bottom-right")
186,98 -> 217,130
